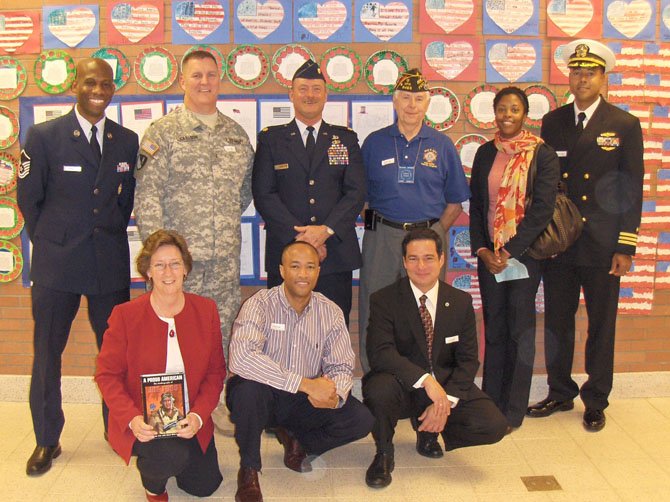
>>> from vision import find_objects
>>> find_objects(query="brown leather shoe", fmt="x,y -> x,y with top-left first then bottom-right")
26,444 -> 61,476
235,467 -> 263,502
275,426 -> 311,473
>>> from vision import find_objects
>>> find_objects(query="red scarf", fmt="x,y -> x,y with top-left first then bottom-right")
492,129 -> 543,251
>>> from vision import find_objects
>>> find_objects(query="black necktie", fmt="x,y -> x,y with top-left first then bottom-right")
576,112 -> 586,135
90,125 -> 102,166
305,125 -> 315,161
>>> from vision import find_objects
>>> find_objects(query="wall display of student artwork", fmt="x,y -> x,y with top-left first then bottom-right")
226,45 -> 270,89
464,84 -> 498,130
91,47 -> 131,90
603,0 -> 656,40
172,0 -> 228,45
0,106 -> 19,149
233,0 -> 292,44
271,44 -> 313,87
454,133 -> 487,178
34,49 -> 76,94
482,0 -> 539,36
294,0 -> 352,43
353,0 -> 412,42
319,46 -> 361,92
549,40 -> 570,85
0,239 -> 22,283
418,0 -> 477,36
0,57 -> 27,100
134,46 -> 179,92
485,39 -> 542,83
424,86 -> 460,131
364,50 -> 408,94
0,152 -> 18,195
0,11 -> 41,56
662,0 -> 670,40
421,37 -> 479,82
42,5 -> 99,49
107,0 -> 164,45
524,84 -> 558,129
546,0 -> 602,38
0,196 -> 23,240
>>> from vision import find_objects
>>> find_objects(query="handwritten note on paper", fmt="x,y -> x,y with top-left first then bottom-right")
45,6 -> 97,48
547,0 -> 595,37
296,0 -> 349,42
0,206 -> 14,229
356,0 -> 411,42
484,0 -> 537,35
423,40 -> 475,81
486,41 -> 539,83
351,100 -> 394,145
0,248 -> 14,273
42,59 -> 67,86
235,0 -> 288,43
174,0 -> 226,42
604,0 -> 655,40
421,0 -> 475,35
110,2 -> 161,44
143,55 -> 168,82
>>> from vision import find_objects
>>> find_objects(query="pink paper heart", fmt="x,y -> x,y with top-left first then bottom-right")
175,1 -> 225,41
488,42 -> 536,82
553,43 -> 570,77
111,4 -> 160,43
298,1 -> 347,40
425,0 -> 473,34
425,41 -> 473,80
48,7 -> 96,47
547,0 -> 594,36
0,14 -> 34,53
237,0 -> 284,39
607,0 -> 652,38
360,1 -> 410,42
485,0 -> 533,34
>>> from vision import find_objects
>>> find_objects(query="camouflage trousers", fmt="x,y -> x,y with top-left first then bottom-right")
184,259 -> 242,363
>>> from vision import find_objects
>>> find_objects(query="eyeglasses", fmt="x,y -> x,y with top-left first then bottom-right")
151,261 -> 183,272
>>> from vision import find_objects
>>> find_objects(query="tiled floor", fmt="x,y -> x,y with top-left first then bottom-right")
2,398 -> 670,501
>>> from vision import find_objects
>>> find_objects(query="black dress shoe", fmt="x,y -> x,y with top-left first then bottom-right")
416,431 -> 443,458
583,409 -> 606,432
365,452 -> 394,488
26,444 -> 61,476
526,397 -> 574,418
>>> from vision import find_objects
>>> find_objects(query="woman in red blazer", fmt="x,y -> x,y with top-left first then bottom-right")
95,230 -> 226,501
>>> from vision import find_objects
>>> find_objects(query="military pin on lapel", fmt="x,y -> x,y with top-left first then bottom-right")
444,302 -> 450,307
73,129 -> 80,137
107,132 -> 113,139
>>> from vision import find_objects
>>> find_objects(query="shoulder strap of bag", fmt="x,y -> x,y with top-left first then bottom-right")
525,143 -> 542,209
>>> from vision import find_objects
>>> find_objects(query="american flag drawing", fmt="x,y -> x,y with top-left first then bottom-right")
618,287 -> 653,314
663,140 -> 670,169
0,13 -> 35,54
423,0 -> 474,35
621,260 -> 655,289
448,226 -> 476,270
272,106 -> 291,119
635,231 -> 658,260
616,103 -> 650,131
654,261 -> 670,289
643,135 -> 662,167
134,108 -> 153,120
610,41 -> 645,72
656,169 -> 670,199
175,0 -> 225,41
651,106 -> 670,136
607,72 -> 645,103
641,201 -> 670,230
644,74 -> 670,106
656,232 -> 670,260
446,272 -> 481,311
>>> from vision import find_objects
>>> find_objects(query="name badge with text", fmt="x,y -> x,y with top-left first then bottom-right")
63,165 -> 82,172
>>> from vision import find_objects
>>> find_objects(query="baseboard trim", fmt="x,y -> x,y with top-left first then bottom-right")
1,372 -> 668,403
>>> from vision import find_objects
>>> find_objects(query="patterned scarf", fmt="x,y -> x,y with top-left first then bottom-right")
492,129 -> 543,251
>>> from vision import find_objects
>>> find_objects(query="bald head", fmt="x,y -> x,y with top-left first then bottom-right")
72,58 -> 115,125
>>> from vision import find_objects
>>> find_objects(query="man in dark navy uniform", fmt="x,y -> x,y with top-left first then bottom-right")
18,58 -> 138,475
252,59 -> 365,326
527,40 -> 644,431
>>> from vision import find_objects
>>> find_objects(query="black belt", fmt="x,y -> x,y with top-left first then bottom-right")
375,215 -> 439,231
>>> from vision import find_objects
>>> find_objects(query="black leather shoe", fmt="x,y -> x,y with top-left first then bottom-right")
26,444 -> 61,476
526,397 -> 574,418
583,409 -> 606,432
416,431 -> 443,458
365,452 -> 394,488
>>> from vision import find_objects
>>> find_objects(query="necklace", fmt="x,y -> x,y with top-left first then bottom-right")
393,136 -> 423,169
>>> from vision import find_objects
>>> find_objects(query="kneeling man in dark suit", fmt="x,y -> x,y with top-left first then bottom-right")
363,228 -> 507,488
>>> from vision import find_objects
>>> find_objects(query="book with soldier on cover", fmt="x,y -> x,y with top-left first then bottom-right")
141,372 -> 186,438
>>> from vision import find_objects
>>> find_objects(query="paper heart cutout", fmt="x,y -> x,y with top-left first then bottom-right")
553,43 -> 570,77
607,0 -> 652,38
452,229 -> 477,267
111,4 -> 160,43
664,4 -> 670,30
298,1 -> 347,40
485,0 -> 533,34
360,1 -> 410,42
425,0 -> 473,34
0,14 -> 34,53
175,1 -> 225,41
488,42 -> 536,82
237,0 -> 284,39
47,8 -> 96,47
547,0 -> 593,36
425,41 -> 473,80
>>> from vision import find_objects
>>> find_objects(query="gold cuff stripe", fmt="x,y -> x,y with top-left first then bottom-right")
618,238 -> 638,246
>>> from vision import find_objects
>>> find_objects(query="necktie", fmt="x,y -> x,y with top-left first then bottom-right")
576,112 -> 586,135
305,125 -> 316,161
419,295 -> 434,369
90,125 -> 102,166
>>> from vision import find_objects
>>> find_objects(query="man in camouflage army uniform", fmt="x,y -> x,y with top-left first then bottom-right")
134,50 -> 254,360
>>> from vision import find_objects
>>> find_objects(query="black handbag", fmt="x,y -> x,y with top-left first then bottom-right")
525,144 -> 583,260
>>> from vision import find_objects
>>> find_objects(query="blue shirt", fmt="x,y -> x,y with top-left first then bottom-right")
362,123 -> 470,222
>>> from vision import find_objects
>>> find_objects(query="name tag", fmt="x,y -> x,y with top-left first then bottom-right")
274,163 -> 289,171
224,145 -> 236,152
63,165 -> 82,172
381,157 -> 395,166
556,150 -> 567,158
445,335 -> 459,344
270,323 -> 285,331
